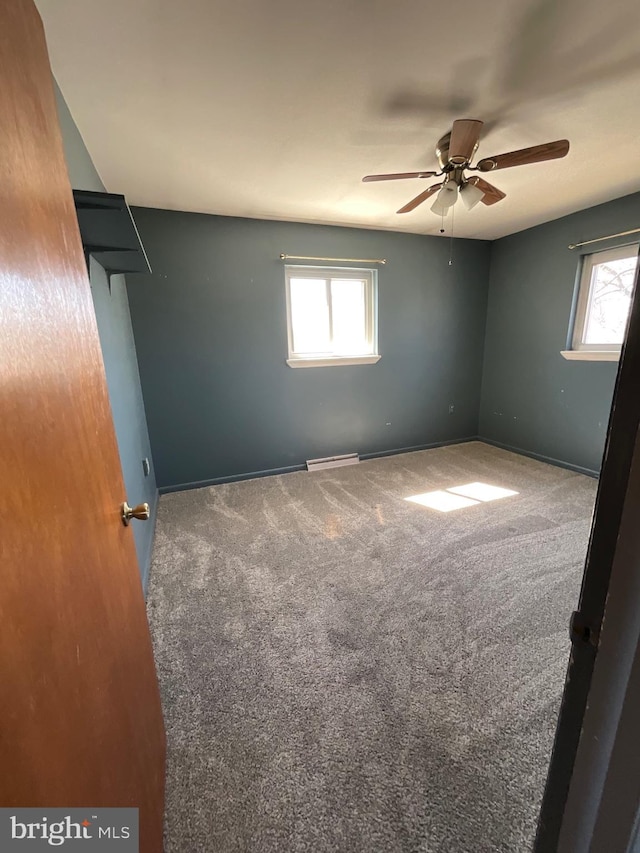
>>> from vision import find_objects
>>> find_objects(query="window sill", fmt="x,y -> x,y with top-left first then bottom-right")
286,355 -> 381,368
561,350 -> 620,362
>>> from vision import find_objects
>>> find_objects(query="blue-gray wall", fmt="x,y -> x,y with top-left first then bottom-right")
56,67 -> 636,495
127,208 -> 491,490
479,192 -> 640,475
54,82 -> 158,588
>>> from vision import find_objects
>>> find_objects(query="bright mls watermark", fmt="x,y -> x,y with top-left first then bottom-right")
0,809 -> 138,851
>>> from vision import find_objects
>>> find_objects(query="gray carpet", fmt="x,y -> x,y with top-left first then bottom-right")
147,441 -> 597,853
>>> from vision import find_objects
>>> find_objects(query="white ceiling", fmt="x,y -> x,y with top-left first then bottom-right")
37,0 -> 640,240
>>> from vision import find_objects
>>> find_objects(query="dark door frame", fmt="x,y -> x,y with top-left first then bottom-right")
535,252 -> 640,852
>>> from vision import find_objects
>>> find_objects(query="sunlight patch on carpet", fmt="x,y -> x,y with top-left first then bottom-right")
405,490 -> 480,513
405,482 -> 519,513
448,482 -> 519,502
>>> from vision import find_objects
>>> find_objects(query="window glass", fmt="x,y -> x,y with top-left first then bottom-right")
583,257 -> 636,346
289,278 -> 331,354
330,279 -> 367,355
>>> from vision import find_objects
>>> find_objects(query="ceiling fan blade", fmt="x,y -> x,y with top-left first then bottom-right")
397,183 -> 443,214
362,171 -> 437,182
448,119 -> 484,164
468,176 -> 506,206
476,139 -> 570,172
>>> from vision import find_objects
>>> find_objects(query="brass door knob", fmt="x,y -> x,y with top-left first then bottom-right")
121,501 -> 150,526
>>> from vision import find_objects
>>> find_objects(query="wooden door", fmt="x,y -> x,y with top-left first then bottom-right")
0,3 -> 165,850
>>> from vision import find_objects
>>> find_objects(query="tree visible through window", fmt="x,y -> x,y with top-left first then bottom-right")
285,266 -> 379,367
572,246 -> 638,352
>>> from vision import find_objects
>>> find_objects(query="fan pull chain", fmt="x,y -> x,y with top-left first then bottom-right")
449,203 -> 455,266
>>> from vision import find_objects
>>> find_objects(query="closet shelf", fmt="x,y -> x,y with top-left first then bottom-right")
73,190 -> 151,278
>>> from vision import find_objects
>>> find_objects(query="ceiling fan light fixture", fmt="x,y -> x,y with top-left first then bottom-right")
430,183 -> 458,216
430,196 -> 449,216
460,181 -> 485,211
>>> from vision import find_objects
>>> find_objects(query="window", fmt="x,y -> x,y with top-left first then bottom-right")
285,266 -> 379,367
563,246 -> 638,361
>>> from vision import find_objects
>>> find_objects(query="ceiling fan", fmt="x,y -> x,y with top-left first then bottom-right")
362,119 -> 569,216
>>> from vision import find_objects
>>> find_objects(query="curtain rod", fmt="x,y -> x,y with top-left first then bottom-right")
568,228 -> 640,250
280,253 -> 386,264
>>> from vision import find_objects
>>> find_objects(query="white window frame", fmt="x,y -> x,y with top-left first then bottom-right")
561,245 -> 638,362
284,265 -> 380,368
